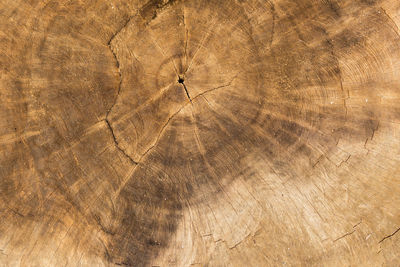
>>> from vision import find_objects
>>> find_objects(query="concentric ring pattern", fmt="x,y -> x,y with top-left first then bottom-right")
1,0 -> 400,266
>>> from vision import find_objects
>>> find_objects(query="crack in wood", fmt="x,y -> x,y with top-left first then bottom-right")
106,44 -> 122,117
337,154 -> 351,168
193,72 -> 242,100
379,227 -> 400,243
353,220 -> 362,228
93,214 -> 115,236
178,77 -> 192,102
104,119 -> 138,165
370,122 -> 379,140
107,15 -> 136,47
333,229 -> 356,242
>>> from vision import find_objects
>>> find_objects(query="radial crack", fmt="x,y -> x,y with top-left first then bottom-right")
178,77 -> 192,102
182,82 -> 192,102
193,72 -> 241,100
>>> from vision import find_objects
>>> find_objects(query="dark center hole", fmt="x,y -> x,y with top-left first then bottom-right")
178,77 -> 184,84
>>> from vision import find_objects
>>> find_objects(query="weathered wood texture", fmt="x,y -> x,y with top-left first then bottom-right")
1,0 -> 400,266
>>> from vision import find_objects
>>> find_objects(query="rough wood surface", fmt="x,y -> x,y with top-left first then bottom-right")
1,0 -> 400,266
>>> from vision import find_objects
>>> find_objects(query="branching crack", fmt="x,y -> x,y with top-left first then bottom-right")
126,73 -> 239,167
104,119 -> 138,165
104,4 -> 238,169
379,227 -> 400,243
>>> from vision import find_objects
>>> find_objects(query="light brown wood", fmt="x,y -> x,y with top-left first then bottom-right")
1,0 -> 400,266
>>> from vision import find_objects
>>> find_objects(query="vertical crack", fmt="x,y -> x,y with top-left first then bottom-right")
105,44 -> 137,164
106,43 -> 122,117
104,15 -> 140,165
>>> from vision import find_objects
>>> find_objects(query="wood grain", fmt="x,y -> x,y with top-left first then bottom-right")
1,0 -> 400,266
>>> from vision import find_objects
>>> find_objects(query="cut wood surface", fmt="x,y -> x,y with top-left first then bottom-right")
1,0 -> 400,266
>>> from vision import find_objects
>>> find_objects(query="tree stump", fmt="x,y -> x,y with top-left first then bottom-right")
1,0 -> 400,266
